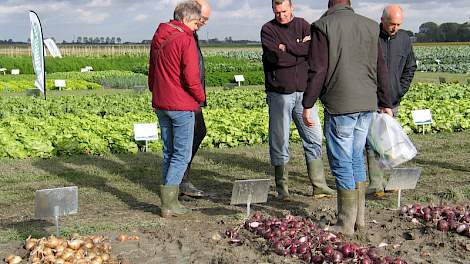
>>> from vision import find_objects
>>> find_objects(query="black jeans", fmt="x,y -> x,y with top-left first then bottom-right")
182,109 -> 206,182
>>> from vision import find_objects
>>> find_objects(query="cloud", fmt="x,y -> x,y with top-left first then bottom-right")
134,14 -> 148,22
0,0 -> 469,42
76,8 -> 109,24
87,0 -> 113,8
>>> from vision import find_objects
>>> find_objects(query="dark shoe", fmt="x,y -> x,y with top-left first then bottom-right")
274,165 -> 289,200
307,159 -> 336,198
329,189 -> 358,236
356,182 -> 367,230
160,185 -> 191,218
366,149 -> 385,195
180,182 -> 205,197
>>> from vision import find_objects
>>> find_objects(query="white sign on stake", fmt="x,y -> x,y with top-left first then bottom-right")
412,109 -> 433,134
11,69 -> 20,75
234,75 -> 245,87
411,109 -> 432,125
134,123 -> 158,141
54,80 -> 66,90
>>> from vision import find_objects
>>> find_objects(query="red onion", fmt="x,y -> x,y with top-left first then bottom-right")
437,220 -> 449,232
422,207 -> 431,215
367,248 -> 379,260
393,258 -> 407,264
289,245 -> 297,255
423,213 -> 432,221
456,224 -> 468,234
311,255 -> 324,264
341,243 -> 355,258
400,206 -> 409,215
331,250 -> 344,263
298,244 -> 308,254
301,252 -> 311,262
322,245 -> 334,256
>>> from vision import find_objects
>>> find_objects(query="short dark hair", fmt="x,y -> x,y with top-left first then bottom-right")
173,0 -> 201,22
328,0 -> 351,8
272,0 -> 292,7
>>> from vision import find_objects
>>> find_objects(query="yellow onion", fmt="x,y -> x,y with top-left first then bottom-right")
116,234 -> 127,242
67,239 -> 83,250
43,255 -> 56,263
61,249 -> 75,261
128,235 -> 140,241
101,253 -> 110,262
91,235 -> 104,244
84,241 -> 94,249
31,255 -> 41,263
55,244 -> 66,256
47,236 -> 60,248
43,247 -> 54,256
55,258 -> 66,264
91,256 -> 103,264
5,255 -> 22,264
25,239 -> 37,251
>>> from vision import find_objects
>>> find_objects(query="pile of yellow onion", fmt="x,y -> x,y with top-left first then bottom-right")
16,234 -> 116,264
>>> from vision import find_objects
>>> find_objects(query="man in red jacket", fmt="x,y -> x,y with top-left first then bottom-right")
148,0 -> 205,218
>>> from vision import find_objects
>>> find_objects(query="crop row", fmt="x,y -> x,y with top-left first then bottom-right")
1,83 -> 469,158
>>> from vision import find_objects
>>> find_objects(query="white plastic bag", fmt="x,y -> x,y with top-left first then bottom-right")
367,113 -> 417,168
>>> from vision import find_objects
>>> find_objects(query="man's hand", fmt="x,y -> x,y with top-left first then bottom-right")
379,107 -> 393,117
302,35 -> 311,43
278,43 -> 286,52
303,108 -> 315,127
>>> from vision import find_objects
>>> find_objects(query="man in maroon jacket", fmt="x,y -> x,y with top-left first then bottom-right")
261,0 -> 336,200
148,1 -> 205,218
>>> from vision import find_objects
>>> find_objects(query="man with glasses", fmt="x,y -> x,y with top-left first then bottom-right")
179,0 -> 212,198
261,0 -> 336,200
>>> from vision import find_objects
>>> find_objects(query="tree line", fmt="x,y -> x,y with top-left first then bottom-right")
416,22 -> 470,42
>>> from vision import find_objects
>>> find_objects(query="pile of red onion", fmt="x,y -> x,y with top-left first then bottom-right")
400,203 -> 470,237
240,212 -> 407,264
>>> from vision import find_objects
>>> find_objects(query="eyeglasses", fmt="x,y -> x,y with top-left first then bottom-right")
199,16 -> 209,25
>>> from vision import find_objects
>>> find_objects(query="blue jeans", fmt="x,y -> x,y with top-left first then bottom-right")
324,112 -> 372,190
156,110 -> 195,186
267,92 -> 322,166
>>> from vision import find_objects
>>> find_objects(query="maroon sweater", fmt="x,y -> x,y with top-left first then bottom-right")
148,20 -> 205,111
261,17 -> 311,94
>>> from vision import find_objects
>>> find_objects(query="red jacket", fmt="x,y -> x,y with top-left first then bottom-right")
148,20 -> 205,111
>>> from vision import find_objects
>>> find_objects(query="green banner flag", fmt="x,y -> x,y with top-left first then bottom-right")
29,11 -> 46,98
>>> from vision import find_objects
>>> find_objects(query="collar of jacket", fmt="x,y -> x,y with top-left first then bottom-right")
379,23 -> 396,40
273,16 -> 296,27
324,4 -> 354,17
168,20 -> 194,36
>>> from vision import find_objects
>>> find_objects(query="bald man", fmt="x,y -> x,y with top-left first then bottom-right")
179,0 -> 212,197
366,5 -> 417,196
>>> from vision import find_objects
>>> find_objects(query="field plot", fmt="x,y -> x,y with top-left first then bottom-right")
0,132 -> 470,263
0,45 -> 470,263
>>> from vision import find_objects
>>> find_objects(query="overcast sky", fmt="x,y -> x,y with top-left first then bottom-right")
0,0 -> 469,42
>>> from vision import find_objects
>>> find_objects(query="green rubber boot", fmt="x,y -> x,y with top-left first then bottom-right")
356,181 -> 367,230
160,185 -> 190,218
274,165 -> 289,200
366,149 -> 385,196
307,159 -> 336,198
329,189 -> 358,236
